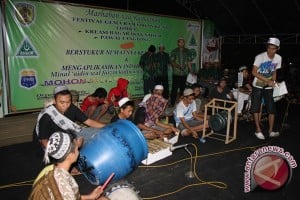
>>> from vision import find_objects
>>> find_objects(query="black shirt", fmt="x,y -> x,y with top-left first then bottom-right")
36,104 -> 88,140
110,114 -> 133,123
133,106 -> 146,125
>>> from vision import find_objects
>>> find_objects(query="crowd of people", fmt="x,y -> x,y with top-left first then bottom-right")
29,37 -> 283,199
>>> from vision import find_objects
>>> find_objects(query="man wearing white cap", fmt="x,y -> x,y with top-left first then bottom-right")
250,37 -> 281,140
142,84 -> 164,103
110,97 -> 135,123
173,88 -> 208,138
29,131 -> 109,200
134,85 -> 179,139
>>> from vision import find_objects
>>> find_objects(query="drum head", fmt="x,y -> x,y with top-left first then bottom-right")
209,113 -> 224,131
218,111 -> 227,128
104,180 -> 141,200
219,111 -> 228,121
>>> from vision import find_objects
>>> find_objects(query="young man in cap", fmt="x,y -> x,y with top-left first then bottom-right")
34,85 -> 106,150
29,131 -> 109,200
110,97 -> 135,123
251,37 -> 281,140
173,88 -> 208,138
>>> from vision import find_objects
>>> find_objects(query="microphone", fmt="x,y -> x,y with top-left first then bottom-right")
170,143 -> 189,151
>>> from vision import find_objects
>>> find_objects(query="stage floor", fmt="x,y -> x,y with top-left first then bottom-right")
0,100 -> 299,200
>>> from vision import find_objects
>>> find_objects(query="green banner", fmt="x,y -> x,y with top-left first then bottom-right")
4,0 -> 202,113
0,3 -> 5,117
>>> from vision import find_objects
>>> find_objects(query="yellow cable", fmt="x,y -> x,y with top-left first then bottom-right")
139,142 -> 270,169
0,140 -> 274,195
0,172 -> 82,190
141,143 -> 227,199
140,141 -> 274,199
0,180 -> 34,189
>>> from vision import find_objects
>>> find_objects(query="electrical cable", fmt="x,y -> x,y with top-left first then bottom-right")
0,172 -> 82,189
139,142 -> 275,199
141,143 -> 227,199
0,142 -> 275,196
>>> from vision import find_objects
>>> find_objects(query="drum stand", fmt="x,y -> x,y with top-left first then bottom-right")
202,98 -> 238,144
184,146 -> 195,179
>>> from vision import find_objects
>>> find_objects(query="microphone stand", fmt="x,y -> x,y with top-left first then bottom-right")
184,146 -> 195,179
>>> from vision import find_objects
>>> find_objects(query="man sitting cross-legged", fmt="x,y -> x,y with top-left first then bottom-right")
134,93 -> 179,140
173,88 -> 209,138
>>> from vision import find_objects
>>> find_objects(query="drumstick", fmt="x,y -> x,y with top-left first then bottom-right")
101,173 -> 115,190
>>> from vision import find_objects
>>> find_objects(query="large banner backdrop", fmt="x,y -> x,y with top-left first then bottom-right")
3,0 -> 201,113
0,2 -> 5,117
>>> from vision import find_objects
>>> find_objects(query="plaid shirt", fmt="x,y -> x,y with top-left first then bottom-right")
145,94 -> 168,126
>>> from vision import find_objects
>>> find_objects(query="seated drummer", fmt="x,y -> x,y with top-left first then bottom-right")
110,97 -> 135,123
173,88 -> 209,139
232,66 -> 252,115
29,131 -> 109,200
134,89 -> 179,140
33,85 -> 106,150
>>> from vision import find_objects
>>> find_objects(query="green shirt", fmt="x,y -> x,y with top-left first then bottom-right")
156,52 -> 170,76
170,47 -> 192,76
139,52 -> 157,79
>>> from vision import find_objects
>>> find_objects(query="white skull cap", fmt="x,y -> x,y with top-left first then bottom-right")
118,97 -> 130,107
154,85 -> 164,90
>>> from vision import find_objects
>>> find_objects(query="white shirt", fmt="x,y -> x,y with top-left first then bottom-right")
252,52 -> 281,89
173,100 -> 196,124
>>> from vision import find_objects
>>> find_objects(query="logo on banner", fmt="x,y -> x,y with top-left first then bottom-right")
20,69 -> 37,89
187,22 -> 201,31
244,145 -> 297,193
15,3 -> 35,26
16,38 -> 38,57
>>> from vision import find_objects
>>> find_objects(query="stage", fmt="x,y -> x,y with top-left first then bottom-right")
0,99 -> 299,199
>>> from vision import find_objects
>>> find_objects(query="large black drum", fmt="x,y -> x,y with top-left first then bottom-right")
209,110 -> 231,131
